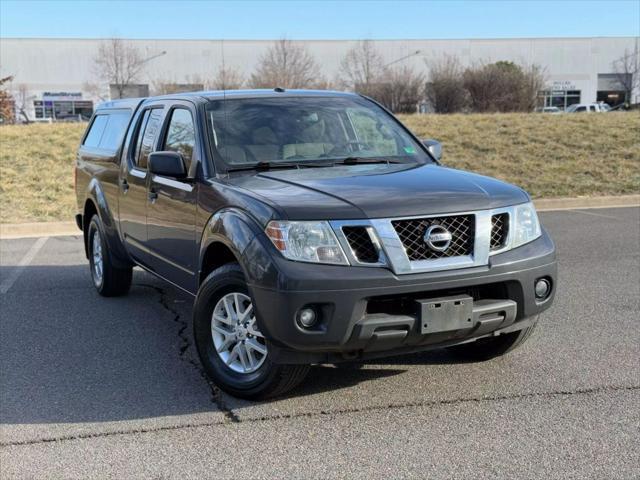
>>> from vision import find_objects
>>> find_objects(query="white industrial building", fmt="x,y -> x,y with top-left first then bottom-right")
1,36 -> 638,121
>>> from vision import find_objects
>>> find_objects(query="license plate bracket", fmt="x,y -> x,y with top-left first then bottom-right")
417,295 -> 474,334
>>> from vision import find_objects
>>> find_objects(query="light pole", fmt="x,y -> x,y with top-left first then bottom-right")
382,50 -> 422,113
383,50 -> 421,69
141,50 -> 167,65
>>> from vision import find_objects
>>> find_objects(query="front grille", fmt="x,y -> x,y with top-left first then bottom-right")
490,213 -> 509,250
342,226 -> 379,263
392,215 -> 475,261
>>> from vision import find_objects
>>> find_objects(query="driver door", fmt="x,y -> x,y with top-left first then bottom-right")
145,101 -> 199,292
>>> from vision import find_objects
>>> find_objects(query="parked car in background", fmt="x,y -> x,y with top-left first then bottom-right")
540,107 -> 562,114
75,89 -> 557,399
566,103 -> 610,113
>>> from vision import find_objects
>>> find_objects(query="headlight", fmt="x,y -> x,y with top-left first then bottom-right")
265,221 -> 348,265
512,202 -> 541,248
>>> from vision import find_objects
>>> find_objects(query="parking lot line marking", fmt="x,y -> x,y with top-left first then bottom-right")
0,237 -> 48,295
568,209 -> 620,220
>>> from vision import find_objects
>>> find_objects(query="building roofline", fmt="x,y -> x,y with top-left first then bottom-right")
2,35 -> 638,42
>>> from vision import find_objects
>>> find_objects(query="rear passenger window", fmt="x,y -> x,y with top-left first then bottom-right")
83,115 -> 108,148
99,112 -> 130,151
132,110 -> 151,168
164,109 -> 196,169
137,110 -> 164,170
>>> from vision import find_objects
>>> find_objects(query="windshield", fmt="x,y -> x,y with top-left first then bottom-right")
205,95 -> 430,170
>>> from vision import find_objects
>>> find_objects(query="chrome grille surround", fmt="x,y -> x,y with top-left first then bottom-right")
330,204 -> 522,274
342,226 -> 380,263
490,213 -> 509,251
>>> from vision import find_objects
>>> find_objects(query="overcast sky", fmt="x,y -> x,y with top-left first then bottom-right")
1,0 -> 639,40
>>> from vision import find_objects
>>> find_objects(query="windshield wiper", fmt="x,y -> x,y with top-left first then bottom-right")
227,160 -> 333,173
333,157 -> 403,166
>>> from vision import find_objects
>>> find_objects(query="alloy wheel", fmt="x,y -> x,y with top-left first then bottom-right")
211,292 -> 267,374
92,230 -> 103,287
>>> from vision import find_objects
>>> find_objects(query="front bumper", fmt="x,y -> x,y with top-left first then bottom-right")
243,228 -> 556,364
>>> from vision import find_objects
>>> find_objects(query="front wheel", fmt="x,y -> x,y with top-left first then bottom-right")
446,321 -> 538,361
193,263 -> 309,400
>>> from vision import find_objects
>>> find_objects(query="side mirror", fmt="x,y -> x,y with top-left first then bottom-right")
149,151 -> 187,178
422,139 -> 442,162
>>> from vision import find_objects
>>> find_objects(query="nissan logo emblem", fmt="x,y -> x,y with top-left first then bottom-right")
424,225 -> 453,252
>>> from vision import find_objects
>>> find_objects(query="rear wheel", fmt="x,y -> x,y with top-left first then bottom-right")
447,321 -> 537,361
87,215 -> 132,297
193,263 -> 309,400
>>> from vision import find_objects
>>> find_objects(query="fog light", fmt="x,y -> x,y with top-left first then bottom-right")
297,308 -> 317,328
535,278 -> 551,299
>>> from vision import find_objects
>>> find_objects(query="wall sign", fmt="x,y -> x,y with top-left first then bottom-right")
42,92 -> 83,101
549,81 -> 577,91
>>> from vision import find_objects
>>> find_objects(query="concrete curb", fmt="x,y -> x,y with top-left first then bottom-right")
533,194 -> 640,212
1,195 -> 638,239
0,221 -> 79,240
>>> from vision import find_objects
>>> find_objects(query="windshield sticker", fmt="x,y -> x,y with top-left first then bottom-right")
403,146 -> 416,154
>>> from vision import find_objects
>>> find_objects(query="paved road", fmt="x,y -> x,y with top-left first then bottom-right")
1,207 -> 638,479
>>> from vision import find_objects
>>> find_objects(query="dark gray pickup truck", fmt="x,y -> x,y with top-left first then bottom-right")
75,89 -> 556,399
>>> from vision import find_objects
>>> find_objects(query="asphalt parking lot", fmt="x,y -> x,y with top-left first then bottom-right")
0,207 -> 638,479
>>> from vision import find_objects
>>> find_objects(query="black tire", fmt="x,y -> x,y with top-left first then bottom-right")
193,263 -> 309,400
87,215 -> 132,297
447,321 -> 538,361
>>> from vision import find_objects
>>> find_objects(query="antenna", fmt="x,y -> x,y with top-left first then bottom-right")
219,39 -> 228,177
220,39 -> 226,92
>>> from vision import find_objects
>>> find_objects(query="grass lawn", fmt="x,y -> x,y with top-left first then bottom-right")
1,112 -> 639,223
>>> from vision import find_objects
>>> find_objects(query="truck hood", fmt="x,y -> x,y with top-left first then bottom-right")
225,163 -> 529,220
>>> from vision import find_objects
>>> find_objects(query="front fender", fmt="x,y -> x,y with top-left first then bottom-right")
198,208 -> 264,281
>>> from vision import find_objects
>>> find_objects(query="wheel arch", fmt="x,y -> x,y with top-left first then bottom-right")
82,179 -> 131,267
198,208 -> 264,290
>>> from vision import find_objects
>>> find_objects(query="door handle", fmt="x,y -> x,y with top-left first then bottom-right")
148,189 -> 158,202
121,178 -> 129,193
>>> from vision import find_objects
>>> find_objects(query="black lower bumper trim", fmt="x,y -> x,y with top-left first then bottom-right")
268,315 -> 538,364
347,297 -> 517,352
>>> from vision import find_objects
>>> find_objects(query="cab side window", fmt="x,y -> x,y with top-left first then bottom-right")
163,109 -> 196,170
83,115 -> 109,148
84,111 -> 131,152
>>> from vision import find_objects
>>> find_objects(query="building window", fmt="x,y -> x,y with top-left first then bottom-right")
597,73 -> 629,107
539,90 -> 581,111
597,91 -> 626,106
34,99 -> 93,121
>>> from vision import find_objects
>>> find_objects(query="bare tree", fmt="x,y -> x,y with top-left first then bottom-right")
520,63 -> 546,111
152,74 -> 205,95
425,55 -> 468,113
463,61 -> 544,112
82,81 -> 109,102
378,65 -> 425,113
0,75 -> 15,123
211,66 -> 245,90
93,38 -> 147,99
612,47 -> 640,105
338,40 -> 384,97
248,39 -> 322,89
